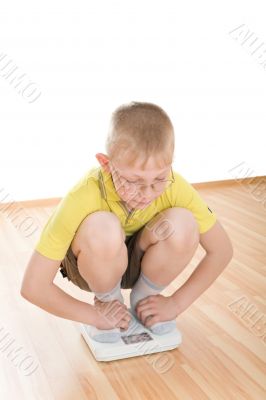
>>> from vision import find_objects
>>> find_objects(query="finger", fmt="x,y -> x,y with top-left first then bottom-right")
139,309 -> 154,324
137,302 -> 152,313
144,314 -> 160,327
112,307 -> 128,318
116,300 -> 127,308
137,297 -> 151,307
116,314 -> 131,328
103,307 -> 125,323
119,310 -> 132,323
120,326 -> 127,331
119,313 -> 131,325
95,299 -> 126,309
104,302 -> 126,315
138,294 -> 158,306
136,303 -> 153,319
119,320 -> 130,329
111,299 -> 127,307
121,314 -> 131,324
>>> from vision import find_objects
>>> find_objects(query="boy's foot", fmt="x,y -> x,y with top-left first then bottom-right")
88,326 -> 121,343
88,297 -> 121,343
130,275 -> 177,336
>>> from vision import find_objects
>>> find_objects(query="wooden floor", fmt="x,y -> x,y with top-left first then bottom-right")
0,179 -> 266,399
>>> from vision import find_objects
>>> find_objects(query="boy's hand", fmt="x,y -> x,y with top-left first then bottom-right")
136,294 -> 178,328
93,297 -> 131,330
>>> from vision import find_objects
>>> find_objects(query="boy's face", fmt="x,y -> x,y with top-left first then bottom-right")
96,153 -> 172,210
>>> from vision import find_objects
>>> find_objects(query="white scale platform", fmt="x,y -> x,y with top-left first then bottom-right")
79,309 -> 182,362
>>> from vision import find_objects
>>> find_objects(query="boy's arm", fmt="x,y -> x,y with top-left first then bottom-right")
172,219 -> 234,315
20,250 -> 98,325
21,250 -> 130,330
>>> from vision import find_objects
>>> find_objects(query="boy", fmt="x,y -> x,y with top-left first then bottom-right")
21,102 -> 233,343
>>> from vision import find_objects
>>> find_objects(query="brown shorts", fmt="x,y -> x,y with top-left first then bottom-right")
59,227 -> 145,292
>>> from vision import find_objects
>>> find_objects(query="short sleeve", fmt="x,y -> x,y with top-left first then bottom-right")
34,180 -> 101,260
168,172 -> 217,234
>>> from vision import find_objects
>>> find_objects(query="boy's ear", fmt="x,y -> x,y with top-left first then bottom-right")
95,153 -> 111,173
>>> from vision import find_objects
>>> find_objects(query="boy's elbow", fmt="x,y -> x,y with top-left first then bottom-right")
213,241 -> 234,265
20,280 -> 39,303
223,241 -> 234,264
20,285 -> 34,302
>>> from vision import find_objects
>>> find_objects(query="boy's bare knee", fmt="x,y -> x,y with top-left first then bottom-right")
72,211 -> 125,257
164,207 -> 199,250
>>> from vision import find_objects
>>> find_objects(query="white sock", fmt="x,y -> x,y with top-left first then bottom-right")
130,272 -> 177,335
89,280 -> 124,343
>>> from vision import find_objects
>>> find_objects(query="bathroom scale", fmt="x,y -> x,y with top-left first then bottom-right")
79,308 -> 182,362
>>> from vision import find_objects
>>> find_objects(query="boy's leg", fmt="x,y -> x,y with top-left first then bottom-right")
130,207 -> 199,334
72,211 -> 127,293
137,207 -> 199,285
71,211 -> 129,342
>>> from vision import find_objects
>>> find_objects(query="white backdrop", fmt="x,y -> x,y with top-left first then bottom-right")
0,0 -> 265,201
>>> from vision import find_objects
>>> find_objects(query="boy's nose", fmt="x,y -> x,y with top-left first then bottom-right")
138,185 -> 154,197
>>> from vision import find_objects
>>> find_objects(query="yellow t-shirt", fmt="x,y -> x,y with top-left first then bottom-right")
34,166 -> 217,260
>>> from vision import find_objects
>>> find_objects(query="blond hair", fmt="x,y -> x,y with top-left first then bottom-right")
106,101 -> 175,169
